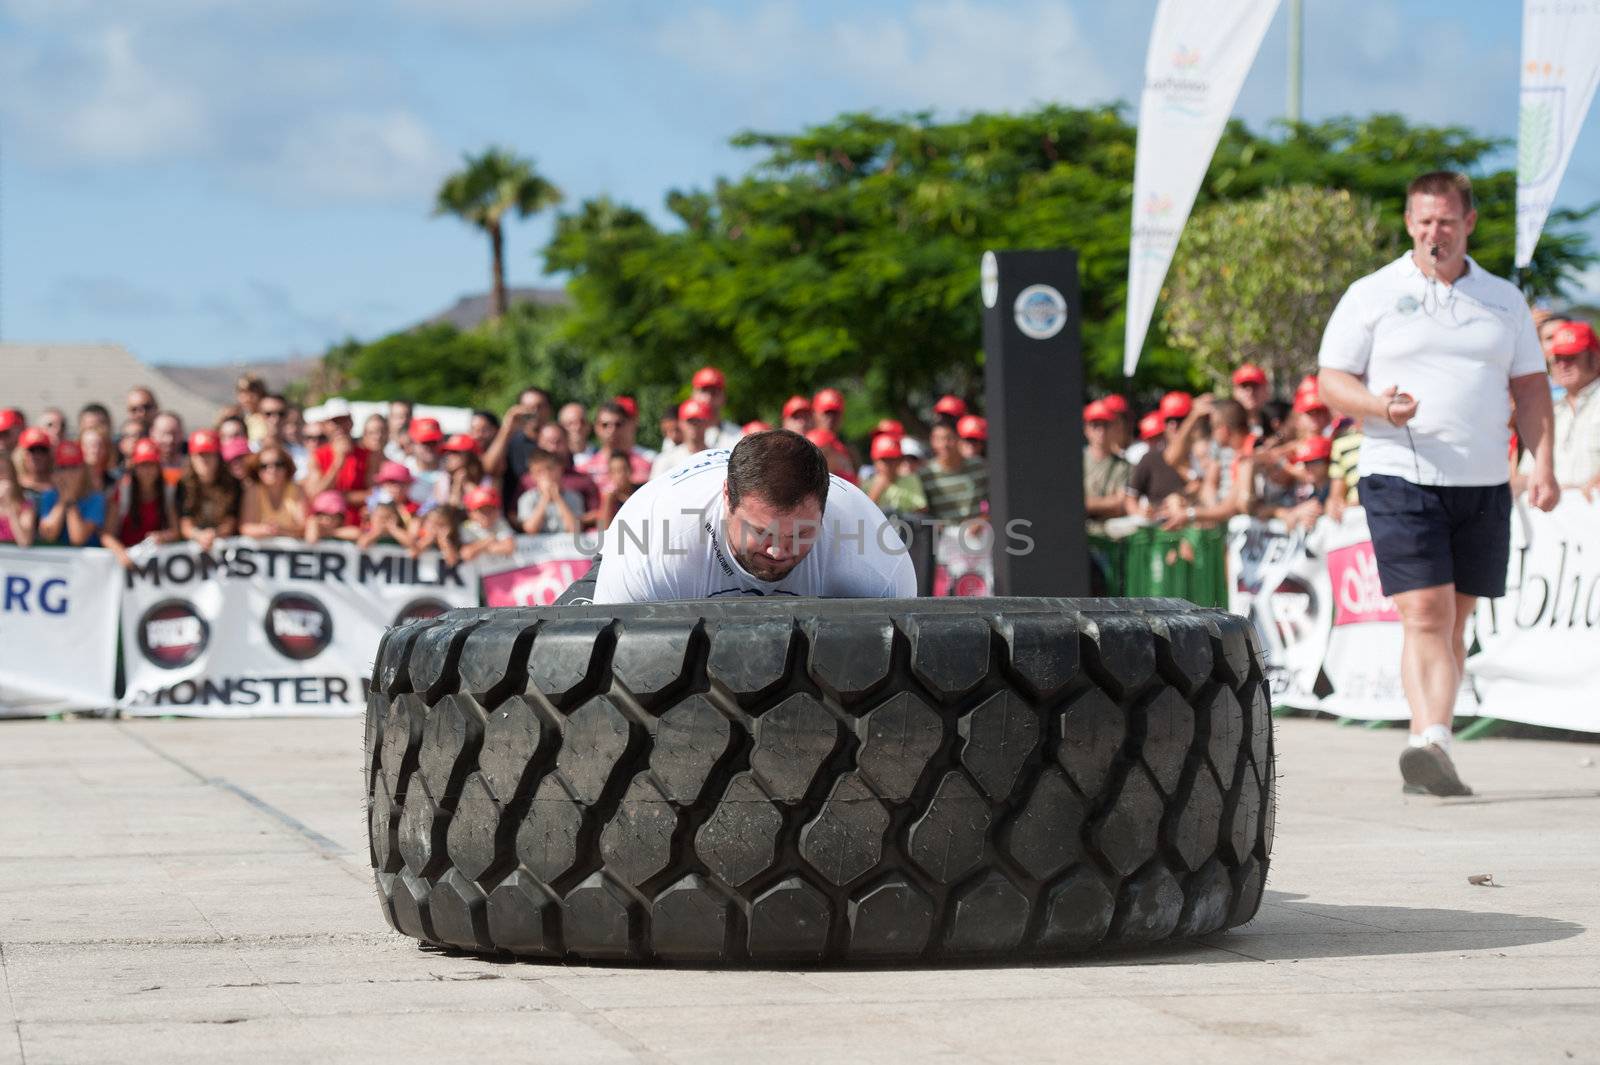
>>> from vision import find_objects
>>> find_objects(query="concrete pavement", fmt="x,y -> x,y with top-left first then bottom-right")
1,715 -> 1596,1065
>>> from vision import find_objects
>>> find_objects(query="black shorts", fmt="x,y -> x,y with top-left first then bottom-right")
1359,475 -> 1511,599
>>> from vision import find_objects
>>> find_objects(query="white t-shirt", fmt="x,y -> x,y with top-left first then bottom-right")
1317,253 -> 1544,486
702,421 -> 744,450
592,449 -> 917,603
650,442 -> 706,479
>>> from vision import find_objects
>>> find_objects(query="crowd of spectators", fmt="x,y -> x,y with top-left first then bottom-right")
1084,306 -> 1600,548
0,367 -> 995,565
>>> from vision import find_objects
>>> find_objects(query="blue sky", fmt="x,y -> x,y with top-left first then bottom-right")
3,0 -> 1597,366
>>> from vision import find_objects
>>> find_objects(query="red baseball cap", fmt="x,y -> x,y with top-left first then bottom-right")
933,394 -> 968,418
956,415 -> 987,441
1550,321 -> 1598,356
311,490 -> 345,516
409,417 -> 443,444
614,395 -> 639,419
742,420 -> 771,434
1292,390 -> 1328,414
875,419 -> 905,438
1138,411 -> 1166,440
813,388 -> 845,413
1083,400 -> 1114,423
1294,435 -> 1332,463
805,427 -> 839,449
1232,364 -> 1268,386
678,398 -> 712,422
870,434 -> 904,461
782,395 -> 813,419
1099,394 -> 1129,416
0,409 -> 21,433
55,440 -> 85,468
442,433 -> 481,454
131,438 -> 161,465
377,460 -> 412,484
18,426 -> 51,450
464,485 -> 501,511
1158,391 -> 1193,420
188,429 -> 221,455
691,367 -> 725,391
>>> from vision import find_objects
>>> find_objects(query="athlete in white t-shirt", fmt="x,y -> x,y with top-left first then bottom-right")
588,431 -> 916,603
1316,170 -> 1558,797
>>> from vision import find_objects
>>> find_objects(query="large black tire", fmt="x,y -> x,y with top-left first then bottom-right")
365,597 -> 1274,965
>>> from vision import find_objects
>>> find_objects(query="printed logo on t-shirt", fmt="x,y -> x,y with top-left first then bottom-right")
1395,294 -> 1419,315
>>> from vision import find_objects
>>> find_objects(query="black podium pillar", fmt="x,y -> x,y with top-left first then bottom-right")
981,249 -> 1088,596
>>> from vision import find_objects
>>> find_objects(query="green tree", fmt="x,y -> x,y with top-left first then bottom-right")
544,109 -> 1595,423
337,322 -> 505,407
436,147 -> 564,321
1162,186 -> 1397,389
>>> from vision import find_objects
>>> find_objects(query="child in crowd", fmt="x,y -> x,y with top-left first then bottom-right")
597,451 -> 640,530
357,501 -> 413,550
103,439 -> 179,565
176,430 -> 240,551
1264,436 -> 1333,531
403,417 -> 448,511
368,461 -> 420,519
517,449 -> 583,535
864,434 -> 928,515
0,447 -> 36,546
239,445 -> 305,539
304,490 -> 361,543
459,486 -> 515,560
37,441 -> 107,547
410,503 -> 462,566
441,434 -> 490,509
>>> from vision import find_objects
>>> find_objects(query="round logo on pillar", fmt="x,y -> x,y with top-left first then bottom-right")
980,251 -> 999,309
1013,284 -> 1068,340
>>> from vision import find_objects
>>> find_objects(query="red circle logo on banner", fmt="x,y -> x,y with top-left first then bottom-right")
392,598 -> 450,627
264,593 -> 334,661
137,599 -> 209,670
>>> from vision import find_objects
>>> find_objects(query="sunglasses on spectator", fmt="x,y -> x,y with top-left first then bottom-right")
260,460 -> 290,470
305,434 -> 327,443
26,446 -> 49,454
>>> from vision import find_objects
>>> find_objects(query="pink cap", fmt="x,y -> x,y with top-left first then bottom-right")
377,461 -> 412,484
311,490 -> 345,516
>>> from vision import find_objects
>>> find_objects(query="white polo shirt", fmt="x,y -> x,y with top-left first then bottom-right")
1317,253 -> 1545,486
592,449 -> 916,603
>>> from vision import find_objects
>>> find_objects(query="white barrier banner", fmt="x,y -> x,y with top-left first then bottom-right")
1468,496 -> 1600,730
118,538 -> 479,718
1515,0 -> 1600,267
1225,516 -> 1328,709
932,525 -> 994,597
1123,0 -> 1280,375
478,534 -> 597,607
0,546 -> 121,717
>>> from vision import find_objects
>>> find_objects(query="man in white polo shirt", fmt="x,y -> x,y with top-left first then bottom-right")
1317,170 -> 1559,797
560,429 -> 915,603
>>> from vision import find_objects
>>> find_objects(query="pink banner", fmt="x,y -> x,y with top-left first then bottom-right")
481,557 -> 592,607
1327,539 -> 1399,626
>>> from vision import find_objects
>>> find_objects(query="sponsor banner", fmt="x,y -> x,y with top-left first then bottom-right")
1226,516 -> 1328,709
119,538 -> 476,718
478,534 -> 596,607
1515,0 -> 1600,267
0,546 -> 121,717
1468,496 -> 1600,731
932,523 -> 994,597
1123,0 -> 1281,375
1317,510 -> 1414,722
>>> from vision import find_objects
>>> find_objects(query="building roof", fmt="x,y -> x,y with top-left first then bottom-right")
0,343 -> 223,430
419,287 -> 569,332
155,357 -> 321,410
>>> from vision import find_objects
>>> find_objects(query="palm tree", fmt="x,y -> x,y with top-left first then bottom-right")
434,148 -> 563,322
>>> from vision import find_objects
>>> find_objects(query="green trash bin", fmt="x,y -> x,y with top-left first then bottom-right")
1122,525 -> 1228,607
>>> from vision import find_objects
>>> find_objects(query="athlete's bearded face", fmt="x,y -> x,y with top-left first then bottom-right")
724,489 -> 824,582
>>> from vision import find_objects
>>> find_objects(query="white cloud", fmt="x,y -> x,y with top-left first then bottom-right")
657,0 -> 1117,114
264,109 -> 452,203
389,0 -> 591,27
